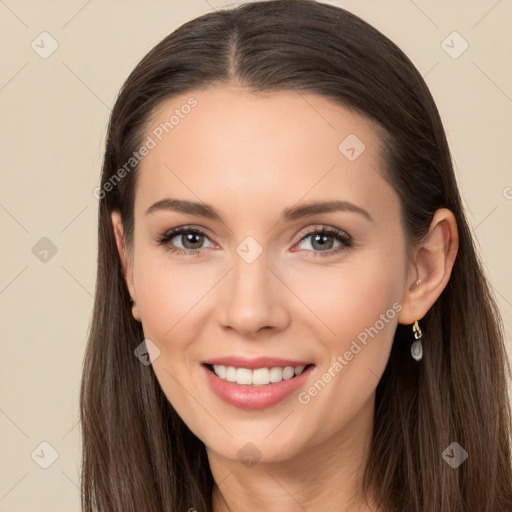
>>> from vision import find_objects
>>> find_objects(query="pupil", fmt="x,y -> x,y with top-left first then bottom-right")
313,233 -> 333,250
184,232 -> 203,249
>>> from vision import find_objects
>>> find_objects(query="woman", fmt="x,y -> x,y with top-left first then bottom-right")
80,1 -> 512,510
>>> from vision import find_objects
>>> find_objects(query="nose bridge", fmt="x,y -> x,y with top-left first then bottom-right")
218,238 -> 288,334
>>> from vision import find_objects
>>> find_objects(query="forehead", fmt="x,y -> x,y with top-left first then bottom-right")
134,86 -> 395,221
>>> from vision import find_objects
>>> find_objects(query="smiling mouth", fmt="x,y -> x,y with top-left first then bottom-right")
203,363 -> 315,386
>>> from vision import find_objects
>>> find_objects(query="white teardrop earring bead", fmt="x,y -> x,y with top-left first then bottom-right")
411,339 -> 423,361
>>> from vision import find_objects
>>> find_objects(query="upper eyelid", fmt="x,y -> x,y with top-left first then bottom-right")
296,224 -> 350,240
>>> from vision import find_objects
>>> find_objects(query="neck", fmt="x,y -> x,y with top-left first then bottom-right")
208,394 -> 379,512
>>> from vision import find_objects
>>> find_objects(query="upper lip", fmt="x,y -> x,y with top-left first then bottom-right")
202,356 -> 314,370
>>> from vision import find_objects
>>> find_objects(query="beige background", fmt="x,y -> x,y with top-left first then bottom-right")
1,0 -> 511,510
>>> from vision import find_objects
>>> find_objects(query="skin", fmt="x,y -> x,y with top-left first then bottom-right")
112,86 -> 458,512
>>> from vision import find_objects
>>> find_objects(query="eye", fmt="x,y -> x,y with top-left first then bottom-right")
156,225 -> 353,258
294,226 -> 352,257
157,226 -> 214,256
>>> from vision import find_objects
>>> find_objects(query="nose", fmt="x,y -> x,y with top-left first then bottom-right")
217,248 -> 291,338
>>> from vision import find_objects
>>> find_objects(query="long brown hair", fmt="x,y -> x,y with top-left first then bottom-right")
80,1 -> 512,510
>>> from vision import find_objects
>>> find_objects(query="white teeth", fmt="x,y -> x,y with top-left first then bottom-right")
252,368 -> 270,385
269,367 -> 283,383
294,365 -> 305,376
215,365 -> 226,379
236,368 -> 252,385
282,367 -> 295,380
212,364 -> 309,385
225,366 -> 237,382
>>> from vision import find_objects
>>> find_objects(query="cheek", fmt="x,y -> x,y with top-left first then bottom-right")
133,248 -> 214,344
287,250 -> 404,345
335,268 -> 400,341
289,256 -> 403,442
132,252 -> 213,429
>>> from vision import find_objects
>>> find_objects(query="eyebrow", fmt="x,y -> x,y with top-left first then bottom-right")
145,198 -> 373,223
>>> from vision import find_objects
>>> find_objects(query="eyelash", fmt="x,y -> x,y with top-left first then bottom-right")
156,225 -> 353,258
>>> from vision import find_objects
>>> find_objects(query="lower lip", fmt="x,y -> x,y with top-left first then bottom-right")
201,364 -> 315,410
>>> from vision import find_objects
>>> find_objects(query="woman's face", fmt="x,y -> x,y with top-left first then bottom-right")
115,86 -> 414,463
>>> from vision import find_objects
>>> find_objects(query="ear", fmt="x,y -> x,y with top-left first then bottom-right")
111,211 -> 141,322
397,208 -> 459,325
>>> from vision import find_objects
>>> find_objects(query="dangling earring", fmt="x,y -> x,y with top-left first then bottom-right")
411,320 -> 423,361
